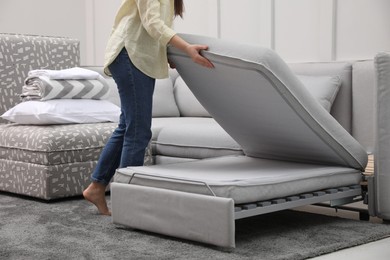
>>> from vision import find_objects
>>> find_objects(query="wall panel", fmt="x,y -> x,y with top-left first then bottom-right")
274,0 -> 335,62
336,0 -> 390,60
174,0 -> 219,38
89,0 -> 122,65
219,0 -> 273,48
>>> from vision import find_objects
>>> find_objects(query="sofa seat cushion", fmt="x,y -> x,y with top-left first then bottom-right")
151,117 -> 243,159
0,123 -> 116,165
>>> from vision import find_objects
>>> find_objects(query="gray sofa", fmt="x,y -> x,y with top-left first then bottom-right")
109,33 -> 388,247
0,33 -> 377,204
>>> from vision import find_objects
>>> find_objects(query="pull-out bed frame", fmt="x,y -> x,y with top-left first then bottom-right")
110,34 -> 389,248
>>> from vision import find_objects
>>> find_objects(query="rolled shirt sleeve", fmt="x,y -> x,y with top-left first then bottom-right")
135,0 -> 176,46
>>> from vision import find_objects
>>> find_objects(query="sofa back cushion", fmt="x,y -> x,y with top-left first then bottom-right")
173,73 -> 340,117
297,75 -> 341,112
0,33 -> 80,124
153,77 -> 181,117
174,77 -> 211,117
289,62 -> 353,133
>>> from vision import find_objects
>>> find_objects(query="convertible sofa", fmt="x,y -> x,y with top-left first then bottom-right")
110,34 -> 390,247
0,34 -> 388,235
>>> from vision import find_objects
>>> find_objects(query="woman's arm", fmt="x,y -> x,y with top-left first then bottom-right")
135,0 -> 176,46
136,0 -> 213,69
169,34 -> 214,68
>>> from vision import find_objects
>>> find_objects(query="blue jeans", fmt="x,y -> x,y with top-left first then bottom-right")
91,48 -> 155,185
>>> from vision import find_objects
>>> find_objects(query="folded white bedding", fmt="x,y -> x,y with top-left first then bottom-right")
28,67 -> 101,80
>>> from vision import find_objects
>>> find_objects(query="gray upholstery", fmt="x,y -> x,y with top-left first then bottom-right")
114,33 -> 368,203
0,33 -> 380,206
0,33 -> 80,124
352,60 -> 376,153
0,123 -> 115,164
374,52 -> 390,219
0,35 -> 116,199
111,182 -> 236,248
112,34 -> 372,247
152,117 -> 243,160
168,34 -> 367,170
174,77 -> 211,117
115,155 -> 361,204
0,122 -> 116,199
289,62 -> 353,133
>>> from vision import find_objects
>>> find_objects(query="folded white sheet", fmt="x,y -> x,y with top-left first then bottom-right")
28,67 -> 101,80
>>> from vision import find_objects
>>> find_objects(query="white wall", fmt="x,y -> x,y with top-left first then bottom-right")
174,0 -> 219,38
274,0 -> 335,62
85,0 -> 123,65
336,0 -> 390,60
0,0 -> 88,63
1,0 -> 389,65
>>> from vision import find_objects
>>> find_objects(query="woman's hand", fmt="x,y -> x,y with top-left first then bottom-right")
185,45 -> 214,68
169,35 -> 214,69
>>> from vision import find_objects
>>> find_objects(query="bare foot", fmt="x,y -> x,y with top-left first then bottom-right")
83,182 -> 111,216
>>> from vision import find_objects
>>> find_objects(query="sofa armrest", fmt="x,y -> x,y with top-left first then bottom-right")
374,52 -> 390,220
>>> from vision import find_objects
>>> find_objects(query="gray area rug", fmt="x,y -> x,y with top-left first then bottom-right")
1,192 -> 389,260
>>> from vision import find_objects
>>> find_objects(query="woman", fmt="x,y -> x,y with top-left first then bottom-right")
83,0 -> 213,215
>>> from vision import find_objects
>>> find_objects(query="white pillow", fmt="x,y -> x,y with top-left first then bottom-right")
1,99 -> 120,125
298,75 -> 341,112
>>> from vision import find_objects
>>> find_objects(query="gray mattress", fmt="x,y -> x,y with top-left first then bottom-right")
115,155 -> 361,204
168,34 -> 367,170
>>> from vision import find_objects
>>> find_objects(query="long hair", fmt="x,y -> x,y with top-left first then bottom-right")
174,0 -> 184,18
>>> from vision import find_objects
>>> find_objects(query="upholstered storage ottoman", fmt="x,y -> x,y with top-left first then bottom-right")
0,123 -> 116,199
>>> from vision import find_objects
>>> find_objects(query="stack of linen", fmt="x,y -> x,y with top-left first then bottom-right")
20,67 -> 110,101
1,67 -> 120,125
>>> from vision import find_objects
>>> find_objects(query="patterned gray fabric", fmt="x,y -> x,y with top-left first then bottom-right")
0,159 -> 96,200
0,123 -> 114,199
0,34 -> 155,200
21,76 -> 110,101
0,34 -> 110,200
0,123 -> 117,164
0,33 -> 80,123
0,122 -> 154,199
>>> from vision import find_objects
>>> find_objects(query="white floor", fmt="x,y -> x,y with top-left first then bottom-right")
311,237 -> 390,260
294,203 -> 390,259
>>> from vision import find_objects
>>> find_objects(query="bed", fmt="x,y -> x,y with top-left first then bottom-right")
110,34 -> 368,248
